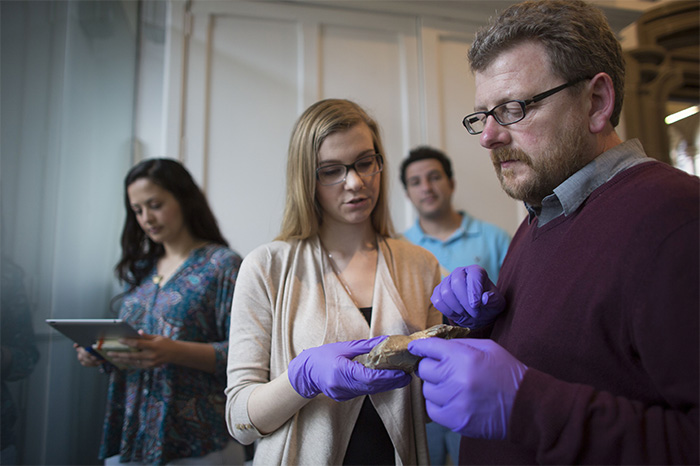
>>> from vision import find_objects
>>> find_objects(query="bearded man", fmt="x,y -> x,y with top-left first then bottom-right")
407,1 -> 699,464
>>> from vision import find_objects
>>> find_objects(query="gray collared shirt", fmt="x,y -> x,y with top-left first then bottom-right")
526,139 -> 655,226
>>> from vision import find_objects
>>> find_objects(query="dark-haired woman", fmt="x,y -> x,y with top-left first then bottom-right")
75,158 -> 243,465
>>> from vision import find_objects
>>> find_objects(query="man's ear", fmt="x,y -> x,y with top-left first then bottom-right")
587,72 -> 615,134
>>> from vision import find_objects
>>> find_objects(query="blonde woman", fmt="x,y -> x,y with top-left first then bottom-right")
225,99 -> 441,465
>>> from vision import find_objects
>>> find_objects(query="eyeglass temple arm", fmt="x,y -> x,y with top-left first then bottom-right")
527,76 -> 592,105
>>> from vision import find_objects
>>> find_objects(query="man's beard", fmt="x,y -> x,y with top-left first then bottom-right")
491,122 -> 589,206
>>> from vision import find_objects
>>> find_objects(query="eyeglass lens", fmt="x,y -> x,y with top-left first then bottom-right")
465,101 -> 525,134
316,154 -> 383,186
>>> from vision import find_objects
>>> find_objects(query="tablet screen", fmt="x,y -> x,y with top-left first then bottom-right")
46,318 -> 140,347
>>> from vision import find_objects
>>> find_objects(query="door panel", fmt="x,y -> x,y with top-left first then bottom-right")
206,15 -> 299,252
180,1 -> 422,254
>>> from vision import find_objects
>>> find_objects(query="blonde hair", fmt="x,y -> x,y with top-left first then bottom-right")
276,99 -> 394,241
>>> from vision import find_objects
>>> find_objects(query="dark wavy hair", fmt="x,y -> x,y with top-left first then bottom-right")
115,158 -> 228,289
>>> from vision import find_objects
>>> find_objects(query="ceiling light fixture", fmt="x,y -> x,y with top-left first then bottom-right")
665,105 -> 699,125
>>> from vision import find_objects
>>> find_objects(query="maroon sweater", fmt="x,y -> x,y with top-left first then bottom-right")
460,161 -> 699,464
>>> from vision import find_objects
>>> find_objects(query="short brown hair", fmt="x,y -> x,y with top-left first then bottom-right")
400,146 -> 453,189
276,99 -> 394,241
468,0 -> 625,127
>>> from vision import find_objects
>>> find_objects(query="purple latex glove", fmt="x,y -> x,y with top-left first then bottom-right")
431,265 -> 505,328
288,336 -> 412,402
407,337 -> 527,439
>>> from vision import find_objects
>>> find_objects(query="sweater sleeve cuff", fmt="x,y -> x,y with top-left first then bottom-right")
227,384 -> 268,445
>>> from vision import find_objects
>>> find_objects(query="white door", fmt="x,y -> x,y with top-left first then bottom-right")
170,1 -> 423,255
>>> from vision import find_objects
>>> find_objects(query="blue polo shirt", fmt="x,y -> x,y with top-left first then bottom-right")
402,211 -> 511,283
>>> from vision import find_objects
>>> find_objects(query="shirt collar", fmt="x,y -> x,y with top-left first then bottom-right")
457,211 -> 478,236
413,211 -> 475,242
526,139 -> 653,225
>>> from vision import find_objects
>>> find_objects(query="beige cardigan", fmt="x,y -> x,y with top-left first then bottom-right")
225,235 -> 442,465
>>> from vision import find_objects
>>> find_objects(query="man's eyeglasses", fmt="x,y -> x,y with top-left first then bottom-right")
462,77 -> 590,135
316,153 -> 383,186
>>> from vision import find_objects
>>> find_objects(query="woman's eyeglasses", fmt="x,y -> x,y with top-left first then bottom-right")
316,153 -> 383,186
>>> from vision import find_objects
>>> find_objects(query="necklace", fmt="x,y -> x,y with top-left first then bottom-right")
155,241 -> 207,286
322,245 -> 361,309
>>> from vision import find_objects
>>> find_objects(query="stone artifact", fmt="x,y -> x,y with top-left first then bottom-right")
354,324 -> 471,373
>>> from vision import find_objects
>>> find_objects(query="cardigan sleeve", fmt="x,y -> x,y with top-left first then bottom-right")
225,245 -> 276,444
211,248 -> 243,383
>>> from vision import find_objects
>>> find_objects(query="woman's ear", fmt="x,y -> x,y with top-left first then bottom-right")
587,72 -> 616,134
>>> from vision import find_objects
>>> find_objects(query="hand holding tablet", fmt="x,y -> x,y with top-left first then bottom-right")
46,319 -> 142,369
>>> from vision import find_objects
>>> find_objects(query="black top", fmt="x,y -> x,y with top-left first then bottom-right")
343,307 -> 396,465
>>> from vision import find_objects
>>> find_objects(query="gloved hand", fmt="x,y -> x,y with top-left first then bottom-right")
288,336 -> 412,402
407,337 -> 527,440
431,265 -> 505,328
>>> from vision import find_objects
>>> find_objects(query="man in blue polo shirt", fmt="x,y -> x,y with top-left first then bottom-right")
400,145 -> 511,465
401,146 -> 510,281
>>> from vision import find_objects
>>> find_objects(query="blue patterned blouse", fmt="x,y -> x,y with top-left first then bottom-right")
99,244 -> 242,465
